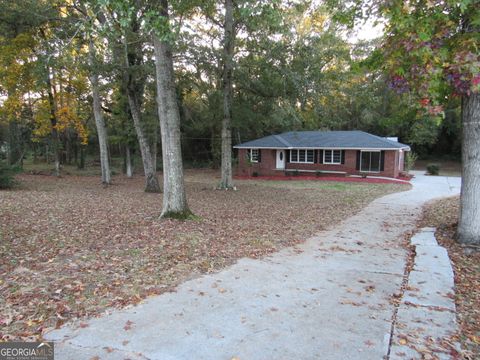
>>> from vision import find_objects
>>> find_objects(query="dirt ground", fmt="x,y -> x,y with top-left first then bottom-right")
419,196 -> 480,358
0,169 -> 409,341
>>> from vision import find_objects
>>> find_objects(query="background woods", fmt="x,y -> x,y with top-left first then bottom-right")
0,0 -> 464,173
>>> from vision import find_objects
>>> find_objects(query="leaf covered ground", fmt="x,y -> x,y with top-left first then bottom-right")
0,170 -> 408,341
419,196 -> 480,358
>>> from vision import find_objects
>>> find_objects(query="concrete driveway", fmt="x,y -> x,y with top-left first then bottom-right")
46,172 -> 461,360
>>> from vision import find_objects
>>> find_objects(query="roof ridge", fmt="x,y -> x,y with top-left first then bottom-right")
362,131 -> 400,147
273,134 -> 292,147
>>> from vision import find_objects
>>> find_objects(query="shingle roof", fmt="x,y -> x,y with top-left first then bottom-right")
234,131 -> 410,150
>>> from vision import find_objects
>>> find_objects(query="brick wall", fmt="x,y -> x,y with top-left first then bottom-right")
236,149 -> 279,176
383,150 -> 399,178
236,149 -> 401,178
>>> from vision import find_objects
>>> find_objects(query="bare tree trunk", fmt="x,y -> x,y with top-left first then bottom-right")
118,25 -> 160,192
45,69 -> 61,176
125,145 -> 133,178
153,120 -> 158,172
219,0 -> 235,189
7,120 -> 22,166
127,93 -> 161,192
458,92 -> 480,245
78,145 -> 85,169
88,39 -> 111,185
152,0 -> 191,218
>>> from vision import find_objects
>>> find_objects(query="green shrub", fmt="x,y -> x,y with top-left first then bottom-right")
252,171 -> 259,177
0,162 -> 20,189
426,164 -> 440,175
405,152 -> 418,173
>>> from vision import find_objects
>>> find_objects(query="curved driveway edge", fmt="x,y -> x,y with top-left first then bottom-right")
46,172 -> 461,360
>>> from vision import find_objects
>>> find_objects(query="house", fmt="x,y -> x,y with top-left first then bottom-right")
234,130 -> 410,178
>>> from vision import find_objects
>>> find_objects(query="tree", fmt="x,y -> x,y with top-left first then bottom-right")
88,37 -> 111,185
0,0 -> 63,175
152,0 -> 191,218
219,0 -> 235,189
379,0 -> 480,245
200,0 -> 283,186
98,0 -> 161,192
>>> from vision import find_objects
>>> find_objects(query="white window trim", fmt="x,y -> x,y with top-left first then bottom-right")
323,149 -> 342,165
249,149 -> 259,163
290,149 -> 314,164
360,150 -> 381,173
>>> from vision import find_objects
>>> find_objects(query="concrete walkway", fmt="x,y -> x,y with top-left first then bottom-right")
46,172 -> 461,360
390,228 -> 459,360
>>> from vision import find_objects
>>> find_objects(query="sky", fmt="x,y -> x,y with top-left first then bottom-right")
352,17 -> 385,42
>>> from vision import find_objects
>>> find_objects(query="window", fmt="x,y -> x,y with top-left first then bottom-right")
290,149 -> 314,163
291,150 -> 298,162
360,151 -> 381,172
324,150 -> 342,164
249,149 -> 259,162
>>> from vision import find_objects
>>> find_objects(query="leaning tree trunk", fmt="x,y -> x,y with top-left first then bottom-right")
88,39 -> 111,185
152,0 -> 190,218
458,92 -> 480,245
127,92 -> 161,192
121,24 -> 160,192
219,0 -> 235,189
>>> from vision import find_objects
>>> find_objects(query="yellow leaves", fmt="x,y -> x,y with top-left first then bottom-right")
296,10 -> 328,36
32,94 -> 89,145
468,335 -> 480,344
56,106 -> 90,145
32,100 -> 52,141
0,95 -> 23,123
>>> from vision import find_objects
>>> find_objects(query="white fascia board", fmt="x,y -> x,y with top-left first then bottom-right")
234,146 -> 411,151
233,146 -> 287,149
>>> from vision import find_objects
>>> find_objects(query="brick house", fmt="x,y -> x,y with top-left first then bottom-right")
234,131 -> 410,178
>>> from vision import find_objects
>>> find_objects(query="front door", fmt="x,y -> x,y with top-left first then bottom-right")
276,150 -> 285,169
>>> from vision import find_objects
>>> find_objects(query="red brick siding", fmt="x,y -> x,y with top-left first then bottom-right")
236,149 -> 278,176
382,150 -> 398,178
236,149 -> 401,178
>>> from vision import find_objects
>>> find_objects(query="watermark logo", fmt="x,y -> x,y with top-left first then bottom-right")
0,342 -> 54,360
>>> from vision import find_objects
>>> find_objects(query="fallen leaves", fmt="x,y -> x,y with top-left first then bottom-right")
0,170 -> 408,340
123,320 -> 134,331
339,299 -> 364,307
364,339 -> 375,347
419,196 -> 480,357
